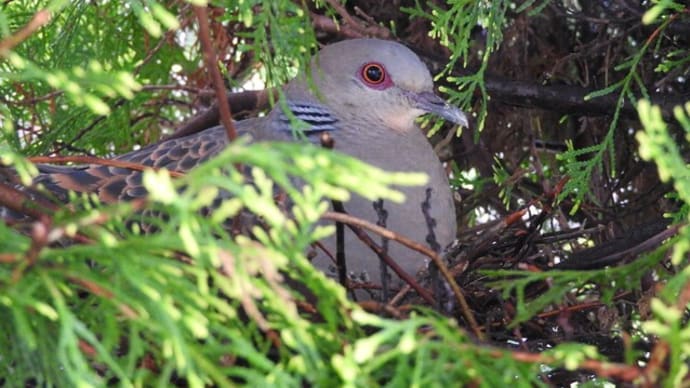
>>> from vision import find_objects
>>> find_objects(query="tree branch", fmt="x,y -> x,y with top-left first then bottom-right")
484,75 -> 687,118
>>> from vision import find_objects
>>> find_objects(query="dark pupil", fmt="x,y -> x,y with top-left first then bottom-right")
366,66 -> 383,82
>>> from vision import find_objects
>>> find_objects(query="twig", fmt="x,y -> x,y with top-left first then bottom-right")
27,155 -> 186,178
0,9 -> 51,54
536,291 -> 632,319
165,88 -> 275,140
0,181 -> 58,221
310,12 -> 365,39
324,0 -> 359,29
193,5 -> 237,141
322,210 -> 483,339
140,85 -> 213,94
323,211 -> 434,304
483,74 -> 686,119
59,99 -> 128,153
310,4 -> 391,40
504,347 -> 644,381
556,222 -> 680,270
460,209 -> 527,273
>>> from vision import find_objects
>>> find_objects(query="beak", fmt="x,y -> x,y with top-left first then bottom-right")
408,91 -> 469,128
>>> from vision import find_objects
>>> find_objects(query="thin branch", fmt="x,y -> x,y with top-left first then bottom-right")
193,5 -> 237,141
483,75 -> 687,119
311,1 -> 391,40
0,9 -> 51,54
0,181 -> 57,221
165,88 -> 275,141
27,155 -> 185,178
322,210 -> 483,339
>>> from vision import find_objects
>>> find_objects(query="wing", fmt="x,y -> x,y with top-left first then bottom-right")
34,125 -> 237,203
5,102 -> 331,216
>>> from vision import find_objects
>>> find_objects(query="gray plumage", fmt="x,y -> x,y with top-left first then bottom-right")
4,39 -> 468,296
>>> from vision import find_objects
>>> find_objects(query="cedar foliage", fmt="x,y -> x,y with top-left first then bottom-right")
1,1 -> 690,386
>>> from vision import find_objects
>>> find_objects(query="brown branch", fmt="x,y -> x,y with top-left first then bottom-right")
0,181 -> 57,221
164,89 -> 275,141
324,0 -> 361,31
536,291 -> 632,319
311,2 -> 391,40
59,98 -> 128,153
193,5 -> 237,141
322,211 -> 483,339
0,253 -> 19,263
323,211 -> 442,271
505,348 -> 644,382
0,90 -> 62,106
140,84 -> 214,95
555,220 -> 677,270
483,75 -> 687,119
311,12 -> 366,39
27,156 -> 186,178
0,9 -> 51,54
323,210 -> 434,305
459,209 -> 527,273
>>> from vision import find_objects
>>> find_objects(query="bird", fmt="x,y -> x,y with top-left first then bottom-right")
2,39 -> 468,298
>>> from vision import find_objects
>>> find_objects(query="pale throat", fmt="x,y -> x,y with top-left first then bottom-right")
380,107 -> 425,134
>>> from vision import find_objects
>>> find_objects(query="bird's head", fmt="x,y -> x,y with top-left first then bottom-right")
288,39 -> 468,133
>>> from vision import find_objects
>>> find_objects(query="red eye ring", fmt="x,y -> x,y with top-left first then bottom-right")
361,63 -> 386,84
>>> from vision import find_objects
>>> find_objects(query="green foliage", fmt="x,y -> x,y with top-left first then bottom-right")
637,101 -> 690,208
556,4 -> 680,212
1,3 -> 540,385
515,0 -> 552,16
0,136 -> 554,386
492,157 -> 513,209
404,0 -> 509,135
484,240 -> 671,325
486,98 -> 690,385
0,1 -> 195,155
218,0 -> 318,89
635,99 -> 690,386
642,0 -> 686,25
637,100 -> 690,263
335,310 -> 544,387
0,137 -> 427,386
3,0 -> 690,386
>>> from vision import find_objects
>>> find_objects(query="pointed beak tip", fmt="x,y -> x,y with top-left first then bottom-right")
444,107 -> 469,128
411,91 -> 469,128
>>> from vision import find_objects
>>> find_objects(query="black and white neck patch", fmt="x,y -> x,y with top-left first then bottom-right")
277,102 -> 339,137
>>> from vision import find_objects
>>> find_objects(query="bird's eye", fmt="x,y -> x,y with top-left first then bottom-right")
362,63 -> 386,84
